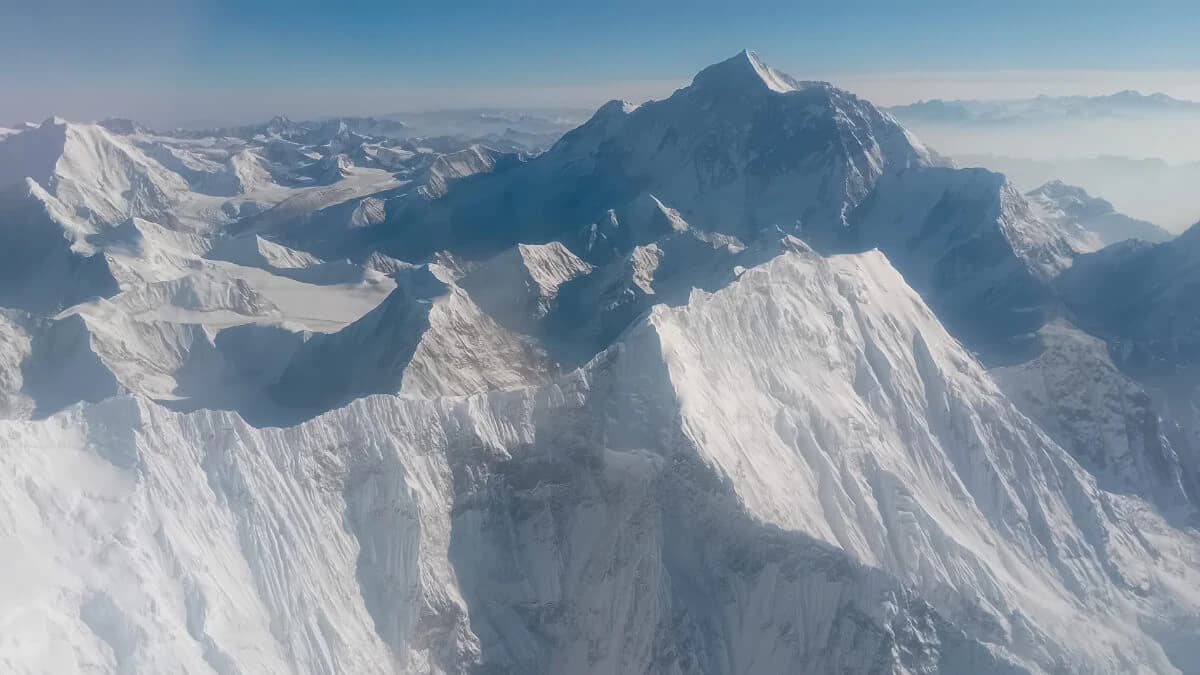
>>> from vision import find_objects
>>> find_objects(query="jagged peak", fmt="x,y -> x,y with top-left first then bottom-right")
1026,180 -> 1128,220
99,118 -> 146,135
691,49 -> 810,95
25,116 -> 124,145
556,50 -> 901,167
1029,179 -> 1089,198
588,99 -> 639,120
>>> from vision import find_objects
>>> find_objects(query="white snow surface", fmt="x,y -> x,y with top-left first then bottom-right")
1,51 -> 1200,675
1,249 -> 1198,674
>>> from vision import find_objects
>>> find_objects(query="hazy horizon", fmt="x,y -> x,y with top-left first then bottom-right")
8,68 -> 1200,130
7,5 -> 1200,672
7,1 -> 1200,229
7,0 -> 1200,126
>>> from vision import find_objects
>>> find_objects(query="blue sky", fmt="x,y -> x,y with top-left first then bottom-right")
5,0 -> 1200,124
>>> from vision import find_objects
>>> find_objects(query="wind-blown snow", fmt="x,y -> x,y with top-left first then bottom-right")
1,50 -> 1199,675
2,249 -> 1198,674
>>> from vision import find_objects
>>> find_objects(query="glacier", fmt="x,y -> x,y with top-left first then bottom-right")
3,248 -> 1199,673
0,50 -> 1198,674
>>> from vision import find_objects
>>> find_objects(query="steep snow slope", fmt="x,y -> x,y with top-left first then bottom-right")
1059,223 -> 1200,371
645,248 -> 1200,672
417,145 -> 505,199
363,52 -> 1092,362
232,143 -> 517,262
847,168 -> 1094,359
207,234 -> 322,269
104,275 -> 281,318
993,321 -> 1193,510
270,262 -> 546,420
381,50 -> 938,260
0,116 -> 404,312
0,227 -> 397,421
0,112 -> 480,295
0,118 -> 190,229
458,242 -> 595,335
2,51 -> 1200,675
543,223 -> 761,363
0,395 -> 1018,674
1056,223 -> 1200,509
1,249 -> 1197,674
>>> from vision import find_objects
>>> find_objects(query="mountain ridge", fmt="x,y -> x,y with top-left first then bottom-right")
0,51 -> 1198,674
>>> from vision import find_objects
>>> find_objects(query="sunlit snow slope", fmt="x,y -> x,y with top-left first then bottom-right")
0,51 -> 1198,675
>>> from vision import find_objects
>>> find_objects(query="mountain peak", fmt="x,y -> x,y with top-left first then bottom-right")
591,99 -> 639,117
1030,179 -> 1087,199
691,49 -> 804,94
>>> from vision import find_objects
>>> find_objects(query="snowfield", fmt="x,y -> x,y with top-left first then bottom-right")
0,50 -> 1198,674
2,249 -> 1198,674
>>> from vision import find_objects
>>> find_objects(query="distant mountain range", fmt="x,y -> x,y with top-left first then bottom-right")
957,153 -> 1200,229
1026,179 -> 1173,245
886,90 -> 1200,126
163,108 -> 590,153
2,51 -> 1199,674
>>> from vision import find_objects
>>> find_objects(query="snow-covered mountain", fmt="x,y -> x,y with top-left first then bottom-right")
1026,180 -> 1172,245
955,153 -> 1200,232
377,51 -> 940,256
356,50 -> 1095,361
374,107 -> 588,151
884,93 -> 1200,232
1059,222 -> 1200,369
1,51 -> 1199,674
1052,223 -> 1200,507
993,319 -> 1195,510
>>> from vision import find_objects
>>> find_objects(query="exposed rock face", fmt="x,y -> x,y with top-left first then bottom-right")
6,250 -> 1199,673
1,52 -> 1199,675
1026,180 -> 1172,246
